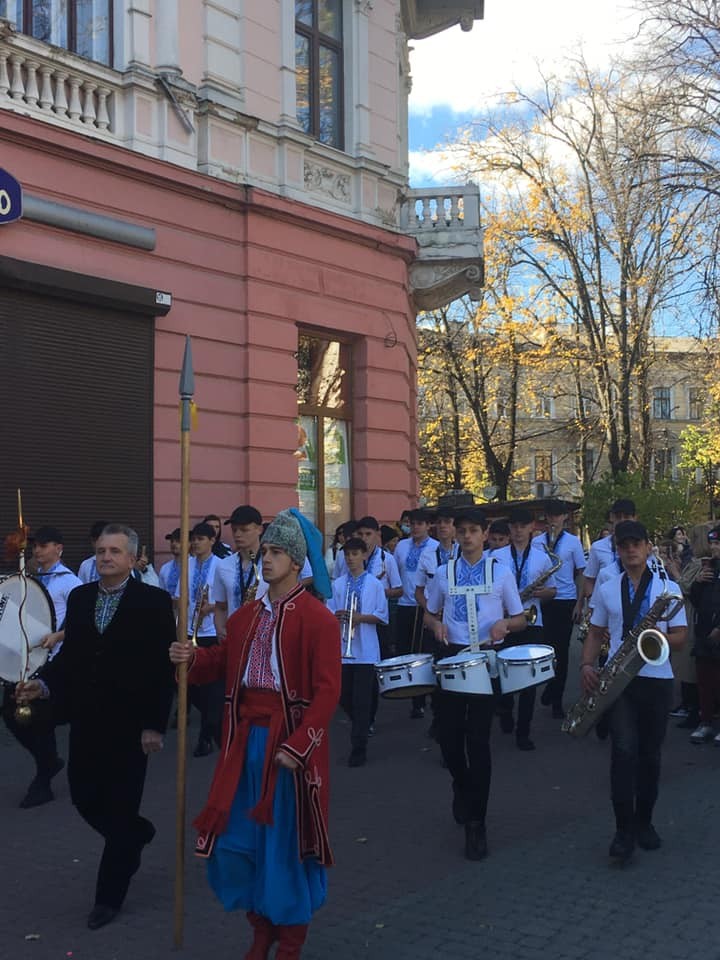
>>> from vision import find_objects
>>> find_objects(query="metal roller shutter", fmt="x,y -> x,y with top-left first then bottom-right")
0,287 -> 154,572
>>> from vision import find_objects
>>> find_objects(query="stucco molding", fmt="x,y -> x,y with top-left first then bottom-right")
354,0 -> 375,14
303,160 -> 352,204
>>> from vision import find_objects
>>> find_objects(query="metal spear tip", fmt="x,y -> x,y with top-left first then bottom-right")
179,335 -> 195,397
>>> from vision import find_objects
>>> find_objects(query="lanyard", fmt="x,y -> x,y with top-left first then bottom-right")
511,542 -> 532,588
621,568 -> 652,637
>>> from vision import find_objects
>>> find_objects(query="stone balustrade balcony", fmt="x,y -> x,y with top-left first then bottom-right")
0,19 -> 126,140
401,186 -> 484,311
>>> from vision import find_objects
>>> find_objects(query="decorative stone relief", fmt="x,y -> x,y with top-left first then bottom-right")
303,161 -> 351,203
354,0 -> 374,14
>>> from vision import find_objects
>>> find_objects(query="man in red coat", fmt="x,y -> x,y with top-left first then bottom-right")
171,510 -> 341,960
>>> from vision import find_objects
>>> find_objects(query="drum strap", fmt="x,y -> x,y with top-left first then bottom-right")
448,556 -> 494,652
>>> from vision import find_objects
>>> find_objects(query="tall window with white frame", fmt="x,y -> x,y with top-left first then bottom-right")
0,1 -> 112,65
295,0 -> 343,149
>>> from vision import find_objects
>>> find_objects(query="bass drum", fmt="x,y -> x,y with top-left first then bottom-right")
0,573 -> 55,684
497,644 -> 555,694
374,654 -> 437,699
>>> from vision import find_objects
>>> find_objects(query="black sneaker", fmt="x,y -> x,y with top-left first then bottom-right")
498,712 -> 515,734
464,821 -> 488,861
19,779 -> 54,809
608,830 -> 635,863
193,736 -> 214,758
669,704 -> 689,719
348,748 -> 366,767
635,823 -> 661,850
410,707 -> 425,720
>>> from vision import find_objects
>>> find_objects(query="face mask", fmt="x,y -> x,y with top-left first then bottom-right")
400,524 -> 411,535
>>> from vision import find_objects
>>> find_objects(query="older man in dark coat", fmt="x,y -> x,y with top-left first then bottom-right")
17,523 -> 176,930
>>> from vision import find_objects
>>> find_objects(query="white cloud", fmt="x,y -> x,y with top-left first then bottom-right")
409,0 -> 645,115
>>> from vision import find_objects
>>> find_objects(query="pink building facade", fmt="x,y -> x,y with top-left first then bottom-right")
0,1 -> 484,566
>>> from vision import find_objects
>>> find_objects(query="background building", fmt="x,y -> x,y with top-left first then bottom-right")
0,0 -> 484,566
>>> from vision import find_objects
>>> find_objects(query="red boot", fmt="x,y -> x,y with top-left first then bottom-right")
275,923 -> 308,959
243,912 -> 276,960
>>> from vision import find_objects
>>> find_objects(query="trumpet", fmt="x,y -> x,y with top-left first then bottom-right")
189,584 -> 209,647
341,585 -> 357,660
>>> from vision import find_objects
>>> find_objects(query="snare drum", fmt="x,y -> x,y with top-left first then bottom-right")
374,654 -> 437,699
497,644 -> 555,694
434,651 -> 493,696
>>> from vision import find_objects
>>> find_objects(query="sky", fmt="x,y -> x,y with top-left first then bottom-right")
408,0 -> 645,185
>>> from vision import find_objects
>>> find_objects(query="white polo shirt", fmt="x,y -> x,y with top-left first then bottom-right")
214,552 -> 268,618
394,536 -> 439,606
78,555 -> 100,584
36,562 -> 82,629
492,543 -> 557,628
175,554 -> 220,638
583,535 -> 618,580
415,542 -> 458,597
365,545 -> 402,592
533,530 -> 586,600
426,555 -> 523,647
328,573 -> 388,664
591,572 -> 686,679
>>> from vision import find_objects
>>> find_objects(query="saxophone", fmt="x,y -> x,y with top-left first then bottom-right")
562,586 -> 684,737
519,546 -> 563,624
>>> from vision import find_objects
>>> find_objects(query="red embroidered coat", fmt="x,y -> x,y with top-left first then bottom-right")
188,583 -> 341,865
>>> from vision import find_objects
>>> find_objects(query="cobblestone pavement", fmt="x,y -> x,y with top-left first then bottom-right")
3,654 -> 720,960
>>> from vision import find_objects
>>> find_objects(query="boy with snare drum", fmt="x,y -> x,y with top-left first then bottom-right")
425,507 -> 526,861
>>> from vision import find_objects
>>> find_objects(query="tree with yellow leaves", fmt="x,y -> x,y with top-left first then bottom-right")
449,58 -> 712,481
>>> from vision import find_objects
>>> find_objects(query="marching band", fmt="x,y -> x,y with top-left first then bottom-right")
3,494 -> 717,956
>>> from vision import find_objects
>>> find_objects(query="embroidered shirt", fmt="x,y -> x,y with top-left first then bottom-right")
95,578 -> 130,634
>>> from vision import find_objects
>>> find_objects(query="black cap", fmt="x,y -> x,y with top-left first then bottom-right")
356,516 -> 379,530
225,505 -> 263,526
191,522 -> 217,539
508,507 -> 534,524
545,499 -> 569,516
611,498 -> 636,516
32,525 -> 64,545
454,507 -> 488,527
165,527 -> 182,541
614,520 -> 649,544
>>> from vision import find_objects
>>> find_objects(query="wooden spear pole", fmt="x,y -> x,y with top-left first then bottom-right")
174,336 -> 194,949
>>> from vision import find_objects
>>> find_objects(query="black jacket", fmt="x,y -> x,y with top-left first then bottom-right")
42,577 -> 176,734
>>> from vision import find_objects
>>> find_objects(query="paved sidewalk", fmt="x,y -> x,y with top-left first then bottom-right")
3,663 -> 720,960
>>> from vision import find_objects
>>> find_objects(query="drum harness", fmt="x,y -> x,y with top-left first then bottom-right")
447,556 -> 495,652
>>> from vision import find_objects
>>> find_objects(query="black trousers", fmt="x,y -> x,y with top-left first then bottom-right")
609,677 -> 673,831
540,600 -> 575,707
189,635 -> 223,743
395,604 -> 433,711
68,723 -> 153,908
496,625 -> 544,738
437,688 -> 495,824
341,664 -> 376,750
2,691 -> 60,781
